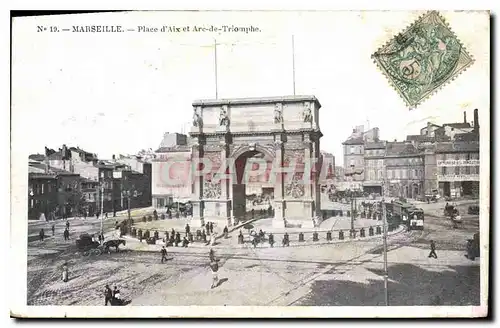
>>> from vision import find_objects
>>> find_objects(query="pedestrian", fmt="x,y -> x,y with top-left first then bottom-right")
105,212 -> 108,219
210,260 -> 219,289
282,232 -> 290,247
209,248 -> 216,262
209,222 -> 214,234
62,262 -> 69,282
205,223 -> 210,235
223,226 -> 229,238
63,228 -> 70,241
182,236 -> 189,248
104,284 -> 113,306
66,220 -> 70,229
161,246 -> 168,263
428,240 -> 438,259
51,224 -> 55,236
96,212 -> 100,220
39,228 -> 45,241
112,286 -> 122,305
171,228 -> 175,238
269,233 -> 275,247
185,223 -> 190,236
175,232 -> 181,247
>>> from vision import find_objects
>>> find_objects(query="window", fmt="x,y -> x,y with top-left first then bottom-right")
350,160 -> 355,167
30,199 -> 34,208
41,184 -> 44,194
350,146 -> 355,154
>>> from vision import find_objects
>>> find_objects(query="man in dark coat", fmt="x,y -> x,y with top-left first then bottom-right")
104,284 -> 113,306
51,224 -> 55,236
66,221 -> 70,229
205,223 -> 210,234
282,232 -> 290,247
209,222 -> 214,234
428,240 -> 438,259
182,236 -> 190,248
161,246 -> 168,263
185,224 -> 190,235
39,229 -> 45,241
63,228 -> 70,241
175,232 -> 181,247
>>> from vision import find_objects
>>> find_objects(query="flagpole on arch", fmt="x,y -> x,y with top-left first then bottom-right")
292,35 -> 296,96
214,38 -> 219,99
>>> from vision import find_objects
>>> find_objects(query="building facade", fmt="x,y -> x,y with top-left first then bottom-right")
363,141 -> 386,194
339,109 -> 480,199
28,173 -> 58,220
152,144 -> 193,208
384,142 -> 424,198
435,141 -> 480,198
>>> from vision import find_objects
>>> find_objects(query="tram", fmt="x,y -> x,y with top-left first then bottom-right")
392,200 -> 424,230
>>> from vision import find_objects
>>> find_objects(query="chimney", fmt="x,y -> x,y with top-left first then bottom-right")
474,108 -> 479,132
463,111 -> 467,124
112,154 -> 115,160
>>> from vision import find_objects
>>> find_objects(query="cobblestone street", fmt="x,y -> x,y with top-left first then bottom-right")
27,199 -> 481,306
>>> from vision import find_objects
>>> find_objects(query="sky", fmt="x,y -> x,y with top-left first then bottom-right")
12,11 -> 489,165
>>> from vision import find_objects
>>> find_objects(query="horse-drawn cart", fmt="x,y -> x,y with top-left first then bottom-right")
75,233 -> 101,256
76,233 -> 126,256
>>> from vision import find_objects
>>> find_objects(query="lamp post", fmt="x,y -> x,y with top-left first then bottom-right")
345,166 -> 363,238
122,190 -> 132,221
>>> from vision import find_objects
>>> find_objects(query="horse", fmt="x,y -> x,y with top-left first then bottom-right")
103,239 -> 126,253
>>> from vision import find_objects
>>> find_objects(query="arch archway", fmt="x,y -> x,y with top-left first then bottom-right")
189,95 -> 323,229
231,149 -> 275,224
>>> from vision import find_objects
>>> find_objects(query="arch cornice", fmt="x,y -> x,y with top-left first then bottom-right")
230,143 -> 275,162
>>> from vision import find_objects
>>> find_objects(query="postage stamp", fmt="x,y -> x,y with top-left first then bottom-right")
372,11 -> 474,108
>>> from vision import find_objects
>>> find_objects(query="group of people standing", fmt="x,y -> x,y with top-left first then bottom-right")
38,220 -> 71,242
104,284 -> 123,306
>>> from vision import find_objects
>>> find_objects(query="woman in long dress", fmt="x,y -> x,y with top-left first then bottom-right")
62,262 -> 68,282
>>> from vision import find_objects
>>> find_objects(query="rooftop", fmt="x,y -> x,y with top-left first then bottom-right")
29,154 -> 46,162
364,142 -> 386,149
442,122 -> 472,129
342,137 -> 364,145
192,95 -> 321,109
156,145 -> 192,153
435,141 -> 479,153
385,142 -> 419,157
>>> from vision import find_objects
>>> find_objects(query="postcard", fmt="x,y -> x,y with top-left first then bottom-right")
10,10 -> 489,318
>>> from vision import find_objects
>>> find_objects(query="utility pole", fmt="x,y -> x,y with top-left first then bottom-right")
214,38 -> 218,99
292,35 -> 296,96
382,183 -> 389,306
127,192 -> 131,221
100,182 -> 104,235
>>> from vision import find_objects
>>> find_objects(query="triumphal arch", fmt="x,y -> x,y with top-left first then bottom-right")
189,95 -> 323,229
